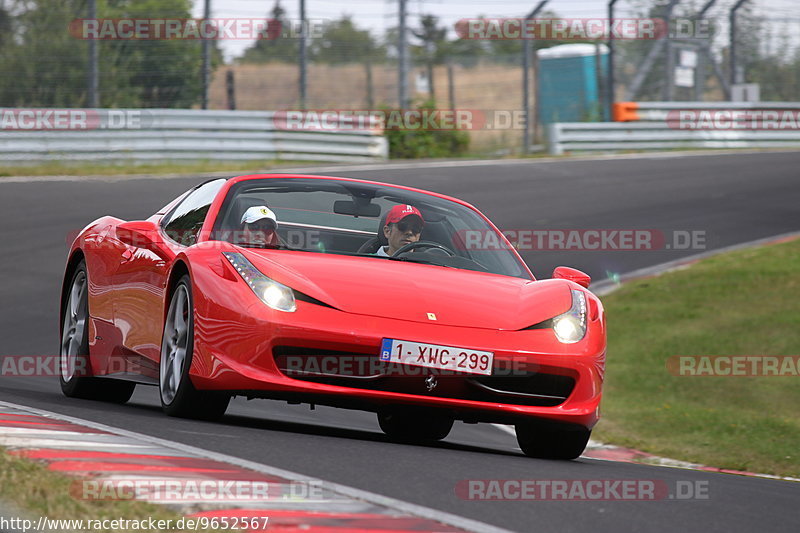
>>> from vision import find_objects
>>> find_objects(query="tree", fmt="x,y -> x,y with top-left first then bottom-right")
487,10 -> 578,64
101,0 -> 208,108
734,4 -> 800,101
0,4 -> 11,48
309,16 -> 383,64
0,0 -> 207,108
412,14 -> 447,99
446,35 -> 487,68
240,0 -> 298,63
0,0 -> 89,107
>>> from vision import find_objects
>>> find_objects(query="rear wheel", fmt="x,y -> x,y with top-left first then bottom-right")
59,261 -> 135,404
515,419 -> 590,460
160,276 -> 229,420
377,408 -> 454,442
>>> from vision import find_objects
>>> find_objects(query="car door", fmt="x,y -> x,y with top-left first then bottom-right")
111,179 -> 226,377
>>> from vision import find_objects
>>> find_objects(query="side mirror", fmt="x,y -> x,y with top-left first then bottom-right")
116,221 -> 171,259
117,221 -> 158,247
553,266 -> 591,288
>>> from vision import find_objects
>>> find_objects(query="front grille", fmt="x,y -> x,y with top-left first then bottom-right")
469,374 -> 575,401
272,345 -> 576,407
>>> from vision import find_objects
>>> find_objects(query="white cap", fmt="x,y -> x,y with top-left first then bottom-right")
241,206 -> 277,227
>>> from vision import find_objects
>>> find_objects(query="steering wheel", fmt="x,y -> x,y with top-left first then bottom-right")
392,240 -> 456,257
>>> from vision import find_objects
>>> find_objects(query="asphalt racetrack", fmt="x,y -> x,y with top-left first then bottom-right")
1,151 -> 799,532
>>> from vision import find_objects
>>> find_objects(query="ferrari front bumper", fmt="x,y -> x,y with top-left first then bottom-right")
190,298 -> 605,429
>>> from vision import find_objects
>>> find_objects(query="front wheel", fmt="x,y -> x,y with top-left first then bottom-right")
515,419 -> 590,460
60,260 -> 135,404
160,276 -> 229,420
377,409 -> 454,442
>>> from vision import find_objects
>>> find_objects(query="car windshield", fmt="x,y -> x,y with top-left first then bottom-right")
211,178 -> 531,280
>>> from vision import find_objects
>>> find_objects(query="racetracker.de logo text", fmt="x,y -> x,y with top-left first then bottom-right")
0,109 -> 144,131
455,479 -> 709,500
69,18 -> 326,40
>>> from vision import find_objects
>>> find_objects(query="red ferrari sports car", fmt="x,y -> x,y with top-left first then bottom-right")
60,174 -> 605,459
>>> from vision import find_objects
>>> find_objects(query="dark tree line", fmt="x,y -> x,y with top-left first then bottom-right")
0,0 -> 212,108
239,1 -> 568,68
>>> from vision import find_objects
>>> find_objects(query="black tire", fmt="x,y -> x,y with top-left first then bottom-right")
515,419 -> 591,460
159,275 -> 230,420
377,408 -> 454,442
60,260 -> 135,404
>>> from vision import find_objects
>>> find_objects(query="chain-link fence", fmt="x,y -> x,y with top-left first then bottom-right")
614,0 -> 800,102
0,0 -> 210,109
2,0 -> 799,154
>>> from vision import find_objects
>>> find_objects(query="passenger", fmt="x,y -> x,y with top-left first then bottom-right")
240,205 -> 280,248
376,204 -> 424,256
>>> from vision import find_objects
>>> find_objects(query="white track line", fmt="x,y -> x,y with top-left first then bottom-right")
0,400 -> 515,533
3,149 -> 799,184
590,230 -> 800,296
493,231 -> 800,469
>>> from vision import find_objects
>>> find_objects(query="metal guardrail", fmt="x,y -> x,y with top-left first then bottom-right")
612,101 -> 800,122
0,109 -> 388,163
547,122 -> 800,155
548,101 -> 800,155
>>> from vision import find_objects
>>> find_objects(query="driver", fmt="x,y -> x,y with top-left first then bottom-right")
240,205 -> 280,248
376,204 -> 425,256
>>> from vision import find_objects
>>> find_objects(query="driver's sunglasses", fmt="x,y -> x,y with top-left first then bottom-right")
396,221 -> 423,234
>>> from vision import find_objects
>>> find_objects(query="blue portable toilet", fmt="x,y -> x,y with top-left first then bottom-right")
537,43 -> 609,123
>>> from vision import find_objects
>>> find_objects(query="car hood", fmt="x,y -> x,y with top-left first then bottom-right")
242,250 -> 572,330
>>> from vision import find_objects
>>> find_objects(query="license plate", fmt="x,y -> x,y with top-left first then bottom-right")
379,338 -> 494,376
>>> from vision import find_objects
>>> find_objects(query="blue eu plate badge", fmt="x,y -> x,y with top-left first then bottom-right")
379,338 -> 393,361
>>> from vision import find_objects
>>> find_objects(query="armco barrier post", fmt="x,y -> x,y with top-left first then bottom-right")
547,123 -> 563,156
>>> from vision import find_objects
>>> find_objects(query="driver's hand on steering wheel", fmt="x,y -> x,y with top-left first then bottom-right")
391,240 -> 456,257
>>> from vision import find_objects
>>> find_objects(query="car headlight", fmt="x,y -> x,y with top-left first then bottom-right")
223,252 -> 296,312
552,290 -> 587,344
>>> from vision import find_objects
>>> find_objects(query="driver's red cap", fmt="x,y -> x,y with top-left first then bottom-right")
385,204 -> 424,225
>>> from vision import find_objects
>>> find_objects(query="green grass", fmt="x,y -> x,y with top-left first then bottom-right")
593,237 -> 800,477
0,447 -> 233,531
0,159 -> 321,178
